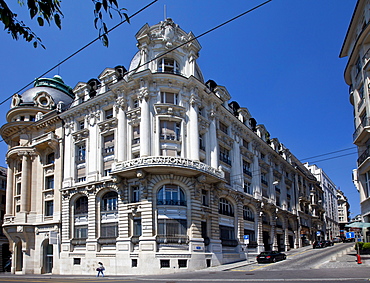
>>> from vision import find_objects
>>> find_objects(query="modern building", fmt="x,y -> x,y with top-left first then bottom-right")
305,163 -> 340,240
340,0 -> 370,237
1,19 -> 325,275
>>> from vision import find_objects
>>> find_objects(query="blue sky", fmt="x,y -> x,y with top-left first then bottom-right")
0,1 -> 359,215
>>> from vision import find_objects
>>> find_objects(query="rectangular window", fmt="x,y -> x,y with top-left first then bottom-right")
261,173 -> 268,186
219,122 -> 228,134
160,92 -> 178,105
133,125 -> 140,144
219,146 -> 231,165
132,259 -> 138,267
160,260 -> 170,268
103,134 -> 114,155
78,120 -> 85,130
77,143 -> 86,163
133,99 -> 139,108
219,225 -> 235,240
178,259 -> 187,268
160,120 -> 181,141
45,176 -> 54,190
101,223 -> 118,238
158,219 -> 187,237
74,258 -> 81,265
45,200 -> 54,216
131,186 -> 140,203
105,108 -> 113,119
74,226 -> 88,239
133,218 -> 142,236
202,189 -> 209,206
243,139 -> 249,148
16,183 -> 21,195
242,160 -> 252,176
365,171 -> 370,198
244,182 -> 253,195
199,134 -> 205,151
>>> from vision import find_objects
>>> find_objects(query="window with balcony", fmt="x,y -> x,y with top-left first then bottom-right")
100,191 -> 118,239
219,198 -> 234,217
157,185 -> 186,206
243,160 -> 252,176
219,145 -> 231,165
243,206 -> 254,222
157,58 -> 180,74
244,182 -> 253,195
74,196 -> 88,240
365,171 -> 370,198
261,172 -> 268,186
160,91 -> 178,104
103,134 -> 114,155
157,219 -> 187,243
160,120 -> 181,141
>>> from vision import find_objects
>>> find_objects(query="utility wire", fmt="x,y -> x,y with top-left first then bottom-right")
300,147 -> 357,161
0,0 -> 159,107
0,0 -> 273,144
308,152 -> 358,164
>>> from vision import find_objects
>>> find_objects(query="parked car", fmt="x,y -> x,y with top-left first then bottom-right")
324,240 -> 334,246
313,241 -> 326,249
256,251 -> 287,263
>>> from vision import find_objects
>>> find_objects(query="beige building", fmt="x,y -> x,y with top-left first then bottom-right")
1,19 -> 325,275
340,0 -> 370,241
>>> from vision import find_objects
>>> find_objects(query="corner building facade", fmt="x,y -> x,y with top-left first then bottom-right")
340,0 -> 370,238
1,19 -> 324,275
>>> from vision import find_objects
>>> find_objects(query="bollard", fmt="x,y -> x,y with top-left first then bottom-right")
356,254 -> 362,264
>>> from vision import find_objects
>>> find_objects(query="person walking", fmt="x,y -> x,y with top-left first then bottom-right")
96,262 -> 105,277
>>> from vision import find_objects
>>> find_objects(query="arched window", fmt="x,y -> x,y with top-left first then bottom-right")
157,58 -> 180,74
75,196 -> 88,215
101,191 -> 118,212
100,191 -> 118,239
243,206 -> 254,221
157,185 -> 186,206
219,198 -> 234,217
74,196 -> 88,240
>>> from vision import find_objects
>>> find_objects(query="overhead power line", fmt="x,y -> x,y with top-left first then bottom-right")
300,147 -> 357,162
308,152 -> 357,164
0,0 -> 273,144
0,0 -> 160,107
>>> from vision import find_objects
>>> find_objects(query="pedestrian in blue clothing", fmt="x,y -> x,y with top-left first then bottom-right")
96,262 -> 105,277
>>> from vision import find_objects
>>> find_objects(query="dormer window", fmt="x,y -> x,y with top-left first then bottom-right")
157,58 -> 180,74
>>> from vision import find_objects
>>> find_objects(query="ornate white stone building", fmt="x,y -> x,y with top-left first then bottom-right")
305,164 -> 340,240
1,19 -> 325,275
340,0 -> 370,240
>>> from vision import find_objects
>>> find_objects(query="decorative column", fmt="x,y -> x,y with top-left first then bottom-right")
272,210 -> 278,251
252,143 -> 261,200
115,96 -> 127,162
232,135 -> 242,190
5,159 -> 14,216
257,208 -> 264,253
139,86 -> 150,157
189,92 -> 200,161
209,107 -> 218,169
284,218 -> 290,251
20,152 -> 30,213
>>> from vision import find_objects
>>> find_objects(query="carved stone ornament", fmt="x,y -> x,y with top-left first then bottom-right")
114,97 -> 127,112
87,110 -> 101,126
11,94 -> 21,108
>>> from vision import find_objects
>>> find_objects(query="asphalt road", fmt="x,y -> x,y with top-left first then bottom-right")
0,242 -> 367,283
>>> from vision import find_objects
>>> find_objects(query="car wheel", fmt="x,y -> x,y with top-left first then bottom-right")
283,255 -> 286,260
272,257 -> 276,263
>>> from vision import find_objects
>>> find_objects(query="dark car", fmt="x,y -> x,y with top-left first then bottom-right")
324,240 -> 334,246
313,240 -> 326,248
256,251 -> 287,263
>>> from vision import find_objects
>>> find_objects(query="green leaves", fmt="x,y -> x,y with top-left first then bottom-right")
0,0 -> 128,48
92,0 -> 130,47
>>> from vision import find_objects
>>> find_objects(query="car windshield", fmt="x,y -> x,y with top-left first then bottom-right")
260,252 -> 270,255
